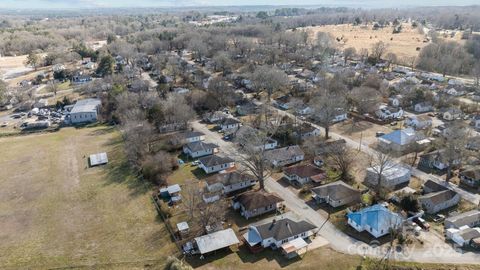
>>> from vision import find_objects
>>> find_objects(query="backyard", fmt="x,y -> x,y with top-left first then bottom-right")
0,126 -> 176,269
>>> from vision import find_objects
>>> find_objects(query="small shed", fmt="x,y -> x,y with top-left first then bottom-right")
281,237 -> 308,259
89,152 -> 108,167
160,184 -> 182,203
194,228 -> 240,255
177,221 -> 190,237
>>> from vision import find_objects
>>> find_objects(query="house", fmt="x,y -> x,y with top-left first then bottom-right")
422,179 -> 447,194
205,171 -> 257,194
442,107 -> 462,121
236,102 -> 259,116
388,95 -> 402,107
296,105 -> 313,115
414,102 -> 433,113
471,115 -> 480,130
332,108 -> 348,123
445,210 -> 480,229
378,128 -> 419,153
219,117 -> 241,131
84,62 -> 97,70
265,145 -> 305,168
203,111 -> 229,123
183,131 -> 205,143
33,99 -> 48,109
311,181 -> 361,207
243,218 -> 317,251
191,228 -> 240,255
89,152 -> 108,167
68,98 -> 101,124
459,167 -> 480,189
294,124 -> 321,139
72,74 -> 92,84
419,149 -> 460,170
274,96 -> 291,110
376,105 -> 404,120
347,204 -> 403,238
52,64 -> 65,72
419,186 -> 460,214
446,227 -> 480,247
183,141 -> 219,158
235,126 -> 278,150
405,115 -> 432,130
283,164 -> 325,186
233,191 -> 284,219
365,163 -> 411,190
198,155 -> 235,174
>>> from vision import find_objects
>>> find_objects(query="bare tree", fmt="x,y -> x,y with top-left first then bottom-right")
349,86 -> 382,116
369,151 -> 396,199
310,88 -> 347,139
251,65 -> 288,102
343,47 -> 356,65
472,62 -> 480,87
371,41 -> 388,62
325,143 -> 355,182
438,123 -> 469,182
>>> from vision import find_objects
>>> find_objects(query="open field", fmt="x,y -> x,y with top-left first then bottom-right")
0,126 -> 177,269
302,23 -> 429,59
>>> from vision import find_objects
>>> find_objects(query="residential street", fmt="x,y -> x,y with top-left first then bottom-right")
191,120 -> 480,264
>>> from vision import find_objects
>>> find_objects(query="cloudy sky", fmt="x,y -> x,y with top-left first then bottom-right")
2,0 -> 479,9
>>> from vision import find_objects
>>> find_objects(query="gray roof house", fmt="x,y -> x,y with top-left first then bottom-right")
311,181 -> 361,208
183,141 -> 219,158
243,218 -> 317,250
459,167 -> 480,189
219,117 -> 241,131
183,131 -> 205,143
265,145 -> 305,168
198,155 -> 235,174
414,102 -> 433,113
69,98 -> 102,124
445,210 -> 480,229
419,183 -> 460,214
365,163 -> 411,190
233,191 -> 284,220
205,171 -> 257,194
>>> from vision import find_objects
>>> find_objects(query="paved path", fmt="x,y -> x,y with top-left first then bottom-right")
191,120 -> 480,264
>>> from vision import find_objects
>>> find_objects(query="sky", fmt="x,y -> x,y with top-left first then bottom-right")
1,0 -> 479,9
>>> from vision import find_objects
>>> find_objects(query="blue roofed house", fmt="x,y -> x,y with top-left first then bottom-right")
347,204 -> 403,238
378,128 -> 421,153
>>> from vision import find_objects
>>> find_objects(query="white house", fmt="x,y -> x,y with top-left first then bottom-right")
442,108 -> 462,121
413,102 -> 433,113
376,105 -> 404,120
198,155 -> 235,174
243,218 -> 317,250
265,145 -> 305,168
183,131 -> 205,143
183,141 -> 219,158
347,204 -> 403,238
68,98 -> 101,124
205,171 -> 257,194
446,227 -> 480,247
296,105 -> 313,115
365,163 -> 411,190
283,164 -> 325,186
332,108 -> 348,123
405,115 -> 432,130
219,117 -> 241,131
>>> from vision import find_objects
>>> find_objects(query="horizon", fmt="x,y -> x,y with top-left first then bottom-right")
2,0 -> 480,10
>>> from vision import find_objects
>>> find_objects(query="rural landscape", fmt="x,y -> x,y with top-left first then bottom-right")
1,1 -> 480,269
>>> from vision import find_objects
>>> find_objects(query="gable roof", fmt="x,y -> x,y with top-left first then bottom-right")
284,164 -> 324,179
184,131 -> 205,139
185,141 -> 218,152
419,189 -> 458,205
445,210 -> 480,228
311,181 -> 361,201
347,204 -> 403,232
423,179 -> 448,193
379,128 -> 416,145
237,191 -> 283,211
194,228 -> 240,254
221,117 -> 241,126
199,155 -> 234,167
205,171 -> 255,186
265,145 -> 304,161
460,167 -> 480,180
71,98 -> 101,114
254,218 -> 317,241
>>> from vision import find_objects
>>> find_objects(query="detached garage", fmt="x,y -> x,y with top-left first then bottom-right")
89,152 -> 108,167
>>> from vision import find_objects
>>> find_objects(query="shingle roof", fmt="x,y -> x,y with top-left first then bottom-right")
265,145 -> 304,162
237,191 -> 283,211
71,98 -> 101,114
199,155 -> 234,167
458,228 -> 480,241
184,131 -> 205,139
460,167 -> 480,181
284,164 -> 324,179
419,189 -> 458,205
311,181 -> 361,201
445,210 -> 480,228
221,117 -> 241,126
185,141 -> 218,152
254,218 -> 317,241
423,179 -> 448,193
205,171 -> 255,186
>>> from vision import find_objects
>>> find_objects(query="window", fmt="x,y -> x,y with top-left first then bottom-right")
282,239 -> 288,244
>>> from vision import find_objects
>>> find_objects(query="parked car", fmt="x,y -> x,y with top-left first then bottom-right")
413,217 -> 430,231
375,131 -> 386,137
0,122 -> 8,127
432,214 -> 445,223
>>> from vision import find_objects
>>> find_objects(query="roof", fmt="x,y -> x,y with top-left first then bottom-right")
419,189 -> 458,205
423,179 -> 448,193
311,181 -> 361,201
379,128 -> 416,145
254,218 -> 317,241
185,141 -> 218,152
71,98 -> 101,114
460,167 -> 480,180
160,184 -> 181,195
205,171 -> 254,186
237,191 -> 283,211
367,163 -> 410,179
194,228 -> 240,254
184,131 -> 205,139
265,145 -> 304,162
284,164 -> 324,179
177,221 -> 189,231
458,228 -> 480,241
281,237 -> 308,253
89,152 -> 108,166
221,117 -> 241,126
347,204 -> 403,232
199,155 -> 234,167
445,210 -> 480,228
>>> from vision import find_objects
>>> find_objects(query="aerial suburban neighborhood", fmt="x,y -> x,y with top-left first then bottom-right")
0,1 -> 480,270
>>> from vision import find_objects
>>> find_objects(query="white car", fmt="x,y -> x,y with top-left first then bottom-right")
0,122 -> 8,127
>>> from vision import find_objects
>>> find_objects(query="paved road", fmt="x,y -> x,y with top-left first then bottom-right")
191,120 -> 480,264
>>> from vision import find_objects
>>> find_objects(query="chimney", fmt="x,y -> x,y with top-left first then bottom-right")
269,219 -> 276,230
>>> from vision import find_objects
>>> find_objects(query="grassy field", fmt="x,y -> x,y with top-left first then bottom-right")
302,23 -> 428,59
0,125 -> 177,269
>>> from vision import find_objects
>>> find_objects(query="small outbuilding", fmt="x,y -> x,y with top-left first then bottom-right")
194,228 -> 240,255
89,152 -> 108,167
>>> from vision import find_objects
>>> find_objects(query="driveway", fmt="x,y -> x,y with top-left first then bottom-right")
191,120 -> 480,264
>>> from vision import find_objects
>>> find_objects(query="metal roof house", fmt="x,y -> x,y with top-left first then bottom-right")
68,98 -> 101,124
192,228 -> 240,255
347,204 -> 403,238
378,128 -> 419,153
365,163 -> 411,190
